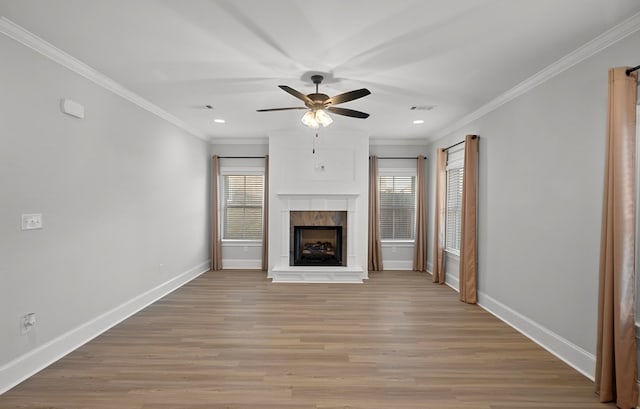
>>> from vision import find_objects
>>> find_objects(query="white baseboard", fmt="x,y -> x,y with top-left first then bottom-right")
383,260 -> 413,270
445,273 -> 459,292
222,259 -> 262,270
0,260 -> 210,394
477,292 -> 596,380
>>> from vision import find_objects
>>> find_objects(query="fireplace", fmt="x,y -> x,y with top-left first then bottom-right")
293,226 -> 343,266
271,194 -> 365,282
289,210 -> 347,267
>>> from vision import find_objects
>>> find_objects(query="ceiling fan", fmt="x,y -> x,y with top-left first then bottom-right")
257,75 -> 371,128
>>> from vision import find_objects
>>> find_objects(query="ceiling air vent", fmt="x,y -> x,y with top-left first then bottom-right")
410,105 -> 435,111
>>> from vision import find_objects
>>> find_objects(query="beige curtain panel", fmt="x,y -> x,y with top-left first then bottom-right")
210,155 -> 223,271
595,67 -> 638,408
459,135 -> 478,304
432,148 -> 446,283
413,155 -> 427,271
261,155 -> 269,271
368,155 -> 383,271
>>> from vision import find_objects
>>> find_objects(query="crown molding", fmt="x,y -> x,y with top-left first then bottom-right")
0,16 -> 209,142
369,138 -> 428,146
430,11 -> 640,142
211,137 -> 269,145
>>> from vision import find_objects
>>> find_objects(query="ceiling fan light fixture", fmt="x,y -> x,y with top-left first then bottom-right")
301,109 -> 333,129
301,110 -> 319,128
315,109 -> 333,127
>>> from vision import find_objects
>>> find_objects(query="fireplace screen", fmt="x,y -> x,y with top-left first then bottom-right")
293,226 -> 343,266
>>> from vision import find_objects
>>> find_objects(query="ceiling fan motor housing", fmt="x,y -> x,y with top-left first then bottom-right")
307,93 -> 330,110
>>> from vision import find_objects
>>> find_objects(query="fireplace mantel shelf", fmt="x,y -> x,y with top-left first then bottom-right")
277,193 -> 360,198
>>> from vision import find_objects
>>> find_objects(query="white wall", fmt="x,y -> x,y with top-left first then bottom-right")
0,33 -> 211,391
211,144 -> 268,269
370,144 -> 428,270
425,29 -> 640,379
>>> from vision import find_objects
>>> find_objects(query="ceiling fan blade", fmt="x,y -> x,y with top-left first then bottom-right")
325,88 -> 371,105
257,107 -> 308,112
279,85 -> 312,104
327,107 -> 370,119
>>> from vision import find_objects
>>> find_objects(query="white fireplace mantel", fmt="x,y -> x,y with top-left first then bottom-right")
277,192 -> 359,212
277,193 -> 360,198
270,192 -> 366,283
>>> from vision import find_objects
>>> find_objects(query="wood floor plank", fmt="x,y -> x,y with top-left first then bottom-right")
0,270 -> 612,409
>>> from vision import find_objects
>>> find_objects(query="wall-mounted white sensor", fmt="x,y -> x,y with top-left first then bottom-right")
60,98 -> 85,119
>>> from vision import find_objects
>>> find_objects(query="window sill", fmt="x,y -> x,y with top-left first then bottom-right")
222,240 -> 262,247
381,240 -> 415,248
444,248 -> 460,257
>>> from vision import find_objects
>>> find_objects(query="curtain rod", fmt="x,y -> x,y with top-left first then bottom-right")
220,155 -> 426,159
444,135 -> 478,151
626,64 -> 640,76
217,156 -> 265,159
371,156 -> 426,159
444,140 -> 465,151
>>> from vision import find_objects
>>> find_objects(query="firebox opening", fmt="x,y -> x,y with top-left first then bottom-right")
293,226 -> 343,266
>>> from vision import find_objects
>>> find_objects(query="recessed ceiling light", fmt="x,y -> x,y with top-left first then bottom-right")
413,119 -> 424,124
214,119 -> 225,124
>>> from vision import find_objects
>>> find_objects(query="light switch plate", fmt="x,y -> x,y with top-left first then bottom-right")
21,214 -> 42,230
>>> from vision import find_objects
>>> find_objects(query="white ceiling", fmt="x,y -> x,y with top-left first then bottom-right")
2,0 -> 640,143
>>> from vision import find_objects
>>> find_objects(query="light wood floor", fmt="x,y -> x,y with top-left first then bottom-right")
0,270 -> 612,409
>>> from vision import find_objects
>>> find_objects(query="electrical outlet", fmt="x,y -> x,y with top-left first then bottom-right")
20,313 -> 36,335
21,214 -> 42,230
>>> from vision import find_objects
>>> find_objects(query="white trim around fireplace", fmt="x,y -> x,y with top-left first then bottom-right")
270,193 -> 367,283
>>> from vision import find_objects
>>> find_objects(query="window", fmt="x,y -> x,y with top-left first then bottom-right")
222,174 -> 264,240
445,146 -> 464,253
379,174 -> 416,240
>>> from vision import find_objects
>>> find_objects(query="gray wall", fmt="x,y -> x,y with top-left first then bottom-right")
426,29 -> 640,374
0,34 -> 211,368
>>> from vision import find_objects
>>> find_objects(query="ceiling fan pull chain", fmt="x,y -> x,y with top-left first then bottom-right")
312,131 -> 318,154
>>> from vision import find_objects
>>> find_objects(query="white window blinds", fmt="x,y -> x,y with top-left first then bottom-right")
379,175 -> 416,240
222,175 -> 264,240
445,167 -> 464,252
445,146 -> 464,252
